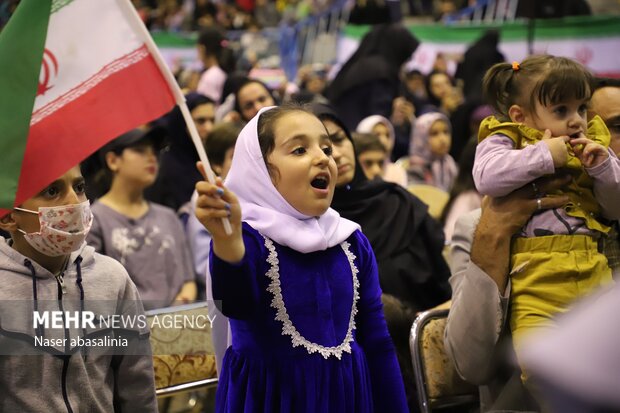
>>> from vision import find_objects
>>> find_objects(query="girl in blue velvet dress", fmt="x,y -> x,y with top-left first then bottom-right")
195,105 -> 408,413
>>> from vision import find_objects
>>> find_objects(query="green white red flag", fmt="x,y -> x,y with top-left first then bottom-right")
0,0 -> 180,214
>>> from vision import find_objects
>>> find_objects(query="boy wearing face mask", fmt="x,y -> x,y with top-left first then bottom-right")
0,166 -> 158,412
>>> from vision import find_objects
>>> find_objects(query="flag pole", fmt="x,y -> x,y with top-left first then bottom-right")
117,0 -> 232,235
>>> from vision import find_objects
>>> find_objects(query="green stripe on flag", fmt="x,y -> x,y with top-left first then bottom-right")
0,0 -> 52,208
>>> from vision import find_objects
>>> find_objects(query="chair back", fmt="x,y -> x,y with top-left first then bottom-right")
407,184 -> 449,219
147,302 -> 218,397
410,308 -> 479,413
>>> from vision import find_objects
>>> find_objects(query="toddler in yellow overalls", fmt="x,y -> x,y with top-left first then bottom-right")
473,55 -> 620,363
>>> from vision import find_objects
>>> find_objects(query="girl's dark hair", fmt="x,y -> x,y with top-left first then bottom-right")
197,27 -> 236,74
256,104 -> 316,180
483,54 -> 592,120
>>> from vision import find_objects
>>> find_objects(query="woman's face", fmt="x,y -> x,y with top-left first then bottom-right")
428,120 -> 451,157
371,122 -> 392,153
237,83 -> 275,121
191,102 -> 215,143
267,112 -> 337,217
429,73 -> 452,100
322,118 -> 356,187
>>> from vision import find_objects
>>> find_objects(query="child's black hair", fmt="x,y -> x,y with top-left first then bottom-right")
351,132 -> 387,155
205,122 -> 242,168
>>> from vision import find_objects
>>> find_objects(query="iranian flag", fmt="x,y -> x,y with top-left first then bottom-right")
0,0 -> 182,214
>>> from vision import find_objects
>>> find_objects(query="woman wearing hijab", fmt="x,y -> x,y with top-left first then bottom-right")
312,104 -> 451,313
145,92 -> 215,211
324,23 -> 419,130
455,29 -> 505,101
408,112 -> 458,191
195,105 -> 408,412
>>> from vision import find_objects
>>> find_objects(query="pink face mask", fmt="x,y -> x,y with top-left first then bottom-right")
14,201 -> 93,257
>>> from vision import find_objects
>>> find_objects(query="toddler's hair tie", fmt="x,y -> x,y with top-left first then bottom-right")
512,61 -> 520,71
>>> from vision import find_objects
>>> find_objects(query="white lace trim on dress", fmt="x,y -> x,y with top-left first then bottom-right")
263,235 -> 360,359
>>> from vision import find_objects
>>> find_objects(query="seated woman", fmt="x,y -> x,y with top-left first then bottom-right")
312,103 -> 451,413
311,103 -> 451,314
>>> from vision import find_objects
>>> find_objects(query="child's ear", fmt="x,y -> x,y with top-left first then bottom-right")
105,151 -> 120,173
212,165 -> 222,176
0,212 -> 18,233
508,105 -> 525,123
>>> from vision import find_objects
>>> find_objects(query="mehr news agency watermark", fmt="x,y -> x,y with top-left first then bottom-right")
0,300 -> 219,355
31,308 -> 217,349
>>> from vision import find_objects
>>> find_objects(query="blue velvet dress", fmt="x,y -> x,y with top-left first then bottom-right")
209,223 -> 408,413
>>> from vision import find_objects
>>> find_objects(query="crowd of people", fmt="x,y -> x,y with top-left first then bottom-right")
2,0 -> 620,412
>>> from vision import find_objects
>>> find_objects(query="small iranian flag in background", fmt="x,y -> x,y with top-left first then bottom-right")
0,0 -> 179,214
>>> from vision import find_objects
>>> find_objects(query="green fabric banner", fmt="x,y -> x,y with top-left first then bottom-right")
343,15 -> 620,42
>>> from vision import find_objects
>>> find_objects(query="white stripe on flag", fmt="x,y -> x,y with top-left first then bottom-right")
33,0 -> 146,114
32,46 -> 149,125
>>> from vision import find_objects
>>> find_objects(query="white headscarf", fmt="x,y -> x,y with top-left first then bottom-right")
356,115 -> 396,154
224,106 -> 360,253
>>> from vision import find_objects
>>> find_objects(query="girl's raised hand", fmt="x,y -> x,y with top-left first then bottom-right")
195,162 -> 245,263
570,134 -> 609,168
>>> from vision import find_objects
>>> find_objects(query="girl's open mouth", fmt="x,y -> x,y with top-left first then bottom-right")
310,174 -> 329,190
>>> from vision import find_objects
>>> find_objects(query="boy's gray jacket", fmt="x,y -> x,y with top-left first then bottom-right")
0,238 -> 158,412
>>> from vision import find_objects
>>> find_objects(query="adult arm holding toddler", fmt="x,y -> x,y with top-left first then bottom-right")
445,175 -> 570,410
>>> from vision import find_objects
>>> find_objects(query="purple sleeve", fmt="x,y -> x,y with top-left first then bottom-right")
587,149 -> 620,220
473,134 -> 556,196
353,231 -> 409,413
209,225 -> 263,319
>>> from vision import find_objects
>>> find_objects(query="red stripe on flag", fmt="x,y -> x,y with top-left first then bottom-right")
12,53 -> 175,209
